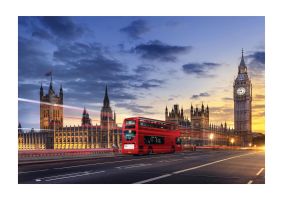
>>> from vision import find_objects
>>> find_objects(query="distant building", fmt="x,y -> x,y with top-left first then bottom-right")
233,49 -> 253,145
18,79 -> 121,150
190,103 -> 209,130
165,102 -> 240,146
81,107 -> 92,127
165,104 -> 190,127
40,76 -> 63,130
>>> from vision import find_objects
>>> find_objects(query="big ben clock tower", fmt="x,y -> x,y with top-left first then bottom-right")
233,49 -> 252,145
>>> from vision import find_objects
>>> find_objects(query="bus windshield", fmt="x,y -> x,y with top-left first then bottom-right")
124,130 -> 136,141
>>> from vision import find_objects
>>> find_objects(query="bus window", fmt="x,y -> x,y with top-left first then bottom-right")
125,120 -> 136,129
144,136 -> 164,144
126,120 -> 136,125
124,130 -> 136,141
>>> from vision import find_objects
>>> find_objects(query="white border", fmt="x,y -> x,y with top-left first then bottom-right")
0,0 -> 282,200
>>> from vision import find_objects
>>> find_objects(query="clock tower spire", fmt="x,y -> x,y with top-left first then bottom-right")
233,49 -> 252,146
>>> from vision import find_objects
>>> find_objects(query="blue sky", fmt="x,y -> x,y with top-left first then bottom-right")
18,16 -> 265,132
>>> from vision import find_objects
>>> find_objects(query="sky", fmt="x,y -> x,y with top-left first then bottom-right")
18,16 -> 265,133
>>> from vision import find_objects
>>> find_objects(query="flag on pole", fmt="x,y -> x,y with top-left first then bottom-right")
45,71 -> 52,76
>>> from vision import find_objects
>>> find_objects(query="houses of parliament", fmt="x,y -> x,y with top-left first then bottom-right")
18,78 -> 122,150
18,50 -> 258,150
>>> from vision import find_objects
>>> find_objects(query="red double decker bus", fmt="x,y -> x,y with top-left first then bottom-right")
122,117 -> 182,155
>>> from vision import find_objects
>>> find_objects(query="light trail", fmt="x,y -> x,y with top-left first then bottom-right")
18,97 -> 100,114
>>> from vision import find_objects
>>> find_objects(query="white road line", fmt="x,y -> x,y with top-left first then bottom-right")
45,171 -> 105,182
158,159 -> 183,163
116,163 -> 152,169
52,154 -> 180,170
134,174 -> 172,184
256,168 -> 264,176
133,152 -> 257,184
34,170 -> 105,182
35,171 -> 92,180
19,169 -> 49,174
248,180 -> 253,184
20,154 -> 180,174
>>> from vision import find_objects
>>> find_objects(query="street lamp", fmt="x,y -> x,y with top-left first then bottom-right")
230,138 -> 235,146
209,133 -> 214,146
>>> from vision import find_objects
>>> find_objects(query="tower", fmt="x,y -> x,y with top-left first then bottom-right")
190,103 -> 209,130
40,75 -> 64,130
165,104 -> 190,127
81,107 -> 92,127
233,49 -> 252,144
100,85 -> 116,148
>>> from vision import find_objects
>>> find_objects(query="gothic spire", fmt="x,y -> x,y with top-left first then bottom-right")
49,74 -> 53,89
238,48 -> 248,74
103,84 -> 110,107
40,82 -> 44,97
240,48 -> 246,67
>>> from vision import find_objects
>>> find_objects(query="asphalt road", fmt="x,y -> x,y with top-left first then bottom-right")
18,150 -> 265,184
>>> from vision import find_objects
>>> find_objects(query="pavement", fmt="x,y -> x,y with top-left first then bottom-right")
18,149 -> 265,184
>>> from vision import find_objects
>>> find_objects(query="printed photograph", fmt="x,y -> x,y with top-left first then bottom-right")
18,16 -> 265,184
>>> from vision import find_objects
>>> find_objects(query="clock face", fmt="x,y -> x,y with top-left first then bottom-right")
236,87 -> 246,95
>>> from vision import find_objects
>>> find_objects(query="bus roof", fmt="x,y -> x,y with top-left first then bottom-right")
124,117 -> 177,125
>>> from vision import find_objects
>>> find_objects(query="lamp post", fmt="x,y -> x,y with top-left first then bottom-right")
230,138 -> 235,146
209,133 -> 214,146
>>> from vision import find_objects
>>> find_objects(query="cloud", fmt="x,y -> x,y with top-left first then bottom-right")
191,92 -> 210,99
254,94 -> 265,101
133,40 -> 192,62
182,62 -> 221,77
120,19 -> 150,39
129,79 -> 165,89
115,103 -> 155,115
246,51 -> 265,76
39,17 -> 84,40
32,28 -> 54,40
222,97 -> 233,101
253,104 -> 265,109
134,64 -> 156,74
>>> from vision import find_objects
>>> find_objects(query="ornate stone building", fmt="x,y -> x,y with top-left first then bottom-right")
233,50 -> 252,145
190,103 -> 209,130
18,80 -> 121,150
81,107 -> 92,127
40,76 -> 63,130
165,104 -> 190,127
53,85 -> 120,149
165,102 -> 240,146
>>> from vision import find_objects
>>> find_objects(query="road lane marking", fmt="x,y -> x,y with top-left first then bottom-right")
20,154 -> 178,173
256,168 -> 264,176
20,152 -> 200,176
133,152 -> 257,184
19,169 -> 49,174
158,159 -> 183,163
45,171 -> 105,182
51,154 -> 187,170
134,174 -> 172,184
116,163 -> 152,169
248,180 -> 253,184
35,171 -> 92,180
34,170 -> 105,182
